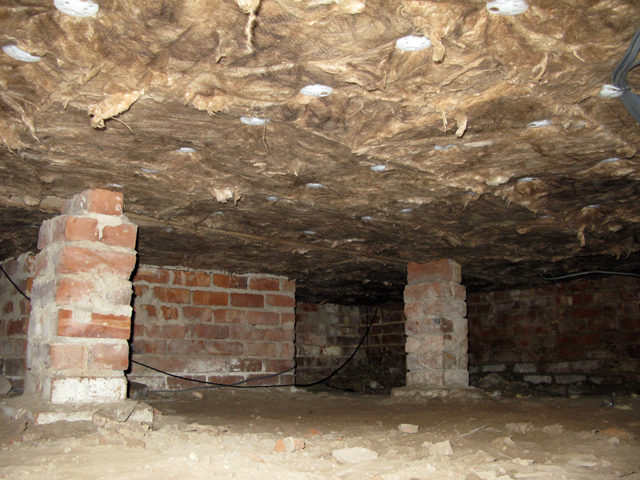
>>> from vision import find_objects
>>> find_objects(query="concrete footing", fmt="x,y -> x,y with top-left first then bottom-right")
0,395 -> 153,425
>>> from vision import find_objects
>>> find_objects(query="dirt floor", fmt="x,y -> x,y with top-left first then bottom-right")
0,387 -> 639,480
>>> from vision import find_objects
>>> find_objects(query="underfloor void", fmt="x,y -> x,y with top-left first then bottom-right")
1,387 -> 639,480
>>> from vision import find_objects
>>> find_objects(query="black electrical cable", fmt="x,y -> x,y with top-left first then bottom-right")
134,306 -> 380,391
0,265 -> 31,301
0,262 -> 380,392
541,270 -> 640,281
131,359 -> 297,391
296,306 -> 379,388
612,26 -> 640,124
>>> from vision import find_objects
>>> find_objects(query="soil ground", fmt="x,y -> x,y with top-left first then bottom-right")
0,388 -> 639,480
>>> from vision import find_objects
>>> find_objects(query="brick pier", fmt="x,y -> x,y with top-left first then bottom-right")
403,259 -> 469,388
25,189 -> 137,404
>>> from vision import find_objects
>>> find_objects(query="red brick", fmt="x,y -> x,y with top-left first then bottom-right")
245,342 -> 277,357
621,317 -> 640,329
153,287 -> 190,304
137,305 -> 158,319
296,303 -> 318,312
247,311 -> 279,325
57,247 -> 136,278
129,355 -> 186,374
132,322 -> 144,337
282,280 -> 296,292
214,309 -> 246,324
183,306 -> 213,322
166,339 -> 242,356
231,293 -> 264,308
263,329 -> 295,342
6,318 -> 27,336
145,324 -> 185,339
404,282 -> 453,302
167,339 -> 207,355
131,338 -> 166,354
193,291 -> 229,306
249,278 -> 280,291
203,375 -> 245,387
101,224 -> 137,249
167,375 -> 207,390
212,274 -> 247,289
55,216 -> 99,243
246,372 -> 293,386
192,324 -> 229,339
263,359 -> 295,373
134,269 -> 171,284
173,271 -> 211,287
266,294 -> 295,308
208,341 -> 243,356
55,278 -> 93,304
91,342 -> 129,370
407,259 -> 461,284
161,306 -> 179,320
228,325 -> 265,341
3,301 -> 13,315
57,310 -> 131,339
63,189 -> 124,216
281,313 -> 295,327
133,284 -> 148,298
50,344 -> 86,369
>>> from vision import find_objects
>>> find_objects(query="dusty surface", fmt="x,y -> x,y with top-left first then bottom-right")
2,1 -> 640,304
1,388 -> 639,479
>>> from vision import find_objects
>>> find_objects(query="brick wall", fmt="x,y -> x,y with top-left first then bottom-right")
295,303 -> 405,392
468,276 -> 640,395
0,254 -> 34,389
129,266 -> 296,390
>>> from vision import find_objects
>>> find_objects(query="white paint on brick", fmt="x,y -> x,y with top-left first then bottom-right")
481,364 -> 506,373
50,376 -> 127,404
322,346 -> 342,357
513,363 -> 537,373
523,375 -> 552,385
554,375 -> 586,384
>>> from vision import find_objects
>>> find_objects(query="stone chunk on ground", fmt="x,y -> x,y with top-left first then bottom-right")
428,440 -> 453,456
0,375 -> 12,396
275,436 -> 305,453
333,447 -> 379,464
542,424 -> 564,436
398,423 -> 419,434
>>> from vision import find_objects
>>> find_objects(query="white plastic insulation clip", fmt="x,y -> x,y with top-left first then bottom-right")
486,0 -> 529,15
2,45 -> 41,62
599,84 -> 624,98
300,85 -> 333,97
396,36 -> 432,52
54,0 -> 99,17
241,117 -> 269,125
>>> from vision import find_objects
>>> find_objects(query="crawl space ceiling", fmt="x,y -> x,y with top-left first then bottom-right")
1,0 -> 640,304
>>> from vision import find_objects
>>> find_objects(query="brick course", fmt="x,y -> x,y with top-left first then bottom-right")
129,268 -> 296,390
468,276 -> 640,394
